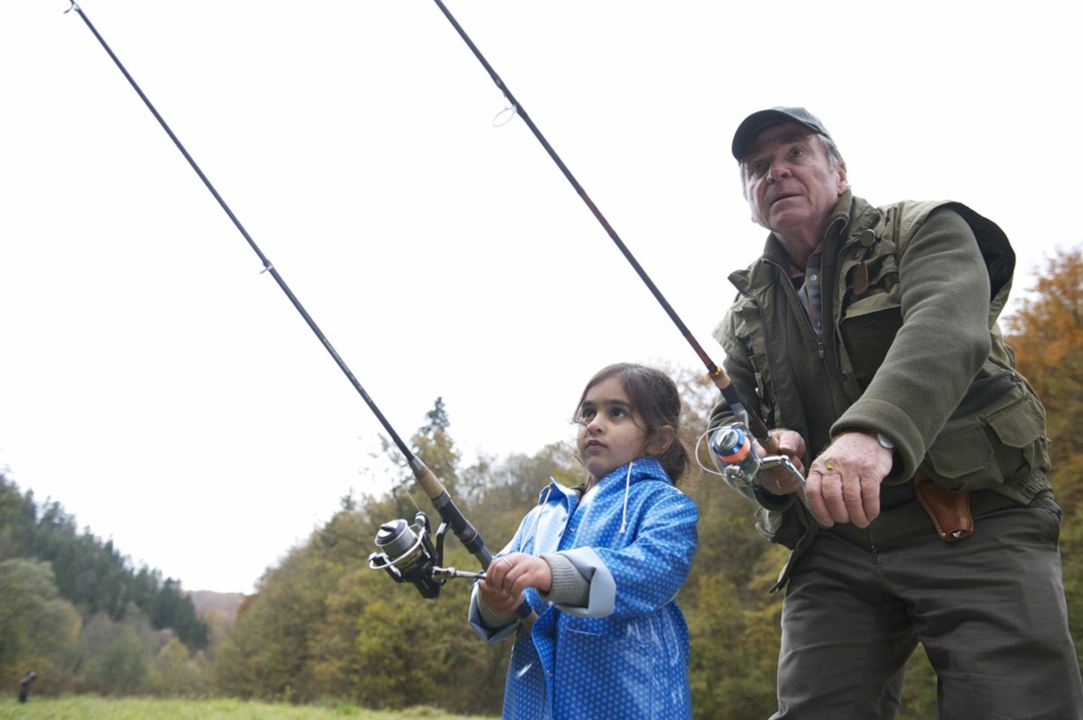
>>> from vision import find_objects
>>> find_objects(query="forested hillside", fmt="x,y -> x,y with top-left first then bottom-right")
2,247 -> 1080,717
0,479 -> 210,695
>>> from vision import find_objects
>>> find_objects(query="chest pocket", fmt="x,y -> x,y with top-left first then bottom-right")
837,228 -> 903,391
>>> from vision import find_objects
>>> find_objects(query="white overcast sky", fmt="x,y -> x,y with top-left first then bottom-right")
2,0 -> 1080,593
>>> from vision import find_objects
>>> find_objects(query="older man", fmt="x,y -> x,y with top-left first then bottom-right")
710,107 -> 1082,719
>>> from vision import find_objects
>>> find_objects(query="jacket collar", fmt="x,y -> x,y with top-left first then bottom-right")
589,457 -> 671,533
731,191 -> 881,296
596,457 -> 669,488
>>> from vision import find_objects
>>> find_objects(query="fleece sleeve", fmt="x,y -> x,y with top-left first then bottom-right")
833,209 -> 991,481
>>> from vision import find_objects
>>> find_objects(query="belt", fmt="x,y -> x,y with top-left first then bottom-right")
826,485 -> 1019,551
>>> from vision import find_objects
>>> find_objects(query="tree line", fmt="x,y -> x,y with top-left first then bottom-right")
0,477 -> 210,696
2,247 -> 1081,718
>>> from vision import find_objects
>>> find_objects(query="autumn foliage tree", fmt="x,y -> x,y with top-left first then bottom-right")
1005,247 -> 1083,514
1005,245 -> 1083,672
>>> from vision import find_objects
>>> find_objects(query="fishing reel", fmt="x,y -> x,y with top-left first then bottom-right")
709,421 -> 806,494
368,511 -> 483,599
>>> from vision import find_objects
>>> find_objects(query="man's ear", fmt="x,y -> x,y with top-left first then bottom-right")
647,425 -> 677,456
836,162 -> 849,194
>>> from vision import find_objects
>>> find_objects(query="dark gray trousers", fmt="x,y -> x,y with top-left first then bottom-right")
773,499 -> 1083,720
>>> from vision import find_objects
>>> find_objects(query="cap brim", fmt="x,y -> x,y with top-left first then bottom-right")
731,109 -> 826,161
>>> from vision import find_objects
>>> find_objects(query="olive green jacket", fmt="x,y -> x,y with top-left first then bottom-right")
710,192 -> 1050,565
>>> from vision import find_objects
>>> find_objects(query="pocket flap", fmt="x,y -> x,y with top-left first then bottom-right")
987,393 -> 1046,448
925,425 -> 993,480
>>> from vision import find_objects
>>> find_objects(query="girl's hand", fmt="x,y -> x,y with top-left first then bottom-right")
478,553 -> 552,614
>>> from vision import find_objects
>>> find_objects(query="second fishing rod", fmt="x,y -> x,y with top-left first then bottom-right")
66,0 -> 512,608
429,1 -> 778,455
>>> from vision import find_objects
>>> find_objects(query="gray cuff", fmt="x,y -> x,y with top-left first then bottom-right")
538,553 -> 590,607
551,547 -> 616,617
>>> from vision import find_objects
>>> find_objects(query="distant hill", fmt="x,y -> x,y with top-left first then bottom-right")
189,589 -> 246,618
188,590 -> 247,647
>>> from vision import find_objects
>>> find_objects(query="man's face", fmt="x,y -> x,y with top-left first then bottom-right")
741,122 -> 848,248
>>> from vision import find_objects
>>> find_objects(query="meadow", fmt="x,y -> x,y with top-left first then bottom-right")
0,696 -> 497,720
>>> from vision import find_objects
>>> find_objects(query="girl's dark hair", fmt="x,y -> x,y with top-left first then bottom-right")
574,363 -> 688,483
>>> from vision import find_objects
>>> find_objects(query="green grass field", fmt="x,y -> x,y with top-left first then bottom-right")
0,696 -> 498,720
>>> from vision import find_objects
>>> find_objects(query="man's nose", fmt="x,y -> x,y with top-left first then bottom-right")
767,160 -> 791,182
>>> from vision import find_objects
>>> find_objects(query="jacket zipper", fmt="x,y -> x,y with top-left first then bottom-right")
762,257 -> 824,359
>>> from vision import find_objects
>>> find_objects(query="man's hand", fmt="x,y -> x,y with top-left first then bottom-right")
758,428 -> 807,495
477,553 -> 552,615
805,431 -> 893,528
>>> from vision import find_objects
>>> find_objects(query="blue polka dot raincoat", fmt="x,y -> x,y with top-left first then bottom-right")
469,457 -> 698,719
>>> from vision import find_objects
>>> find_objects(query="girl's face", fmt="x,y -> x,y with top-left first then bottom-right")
576,376 -> 649,481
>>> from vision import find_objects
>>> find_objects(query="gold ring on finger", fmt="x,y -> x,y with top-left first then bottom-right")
825,458 -> 835,472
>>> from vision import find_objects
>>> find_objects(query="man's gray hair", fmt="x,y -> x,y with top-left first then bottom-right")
819,134 -> 845,168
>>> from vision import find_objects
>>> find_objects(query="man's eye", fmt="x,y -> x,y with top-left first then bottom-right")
789,146 -> 805,159
750,161 -> 768,176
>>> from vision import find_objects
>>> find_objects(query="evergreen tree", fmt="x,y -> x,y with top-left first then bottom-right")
418,396 -> 450,435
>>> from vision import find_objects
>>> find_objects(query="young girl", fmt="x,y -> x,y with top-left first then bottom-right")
469,363 -> 699,719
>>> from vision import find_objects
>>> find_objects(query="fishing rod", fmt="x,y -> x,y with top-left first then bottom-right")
429,1 -> 777,454
64,0 -> 508,604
